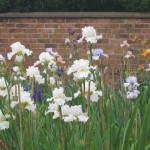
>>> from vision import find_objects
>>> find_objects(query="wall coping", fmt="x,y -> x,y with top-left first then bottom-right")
0,12 -> 150,19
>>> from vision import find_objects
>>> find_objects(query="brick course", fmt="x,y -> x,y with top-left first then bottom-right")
0,12 -> 150,72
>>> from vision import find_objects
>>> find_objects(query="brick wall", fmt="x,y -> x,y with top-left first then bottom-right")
0,12 -> 150,71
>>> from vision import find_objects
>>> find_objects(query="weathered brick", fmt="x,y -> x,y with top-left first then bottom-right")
110,19 -> 125,23
112,28 -> 126,34
66,19 -> 79,23
13,33 -> 26,38
142,29 -> 150,34
22,19 -> 36,23
105,24 -> 119,28
29,44 -> 45,49
141,19 -> 150,23
37,28 -> 54,33
135,24 -> 149,28
54,29 -> 67,33
9,29 -> 22,33
37,39 -> 52,43
1,33 -> 12,38
0,17 -> 149,68
120,24 -> 134,28
23,29 -> 37,33
16,23 -> 31,28
2,24 -> 16,28
45,23 -> 59,28
22,39 -> 37,43
26,34 -> 41,38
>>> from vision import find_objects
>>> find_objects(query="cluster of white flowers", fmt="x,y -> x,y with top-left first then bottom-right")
47,87 -> 72,106
0,110 -> 9,130
12,66 -> 26,81
34,52 -> 56,71
7,42 -> 32,60
82,26 -> 102,43
10,84 -> 36,112
124,76 -> 140,99
67,59 -> 91,81
84,81 -> 102,102
45,87 -> 88,122
0,77 -> 8,97
61,105 -> 88,122
26,66 -> 45,84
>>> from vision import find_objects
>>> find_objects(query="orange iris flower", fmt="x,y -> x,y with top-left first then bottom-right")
141,49 -> 150,57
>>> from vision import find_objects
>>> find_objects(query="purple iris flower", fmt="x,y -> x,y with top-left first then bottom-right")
4,52 -> 8,58
76,35 -> 82,41
67,28 -> 75,35
33,89 -> 44,101
24,88 -> 29,92
57,67 -> 63,76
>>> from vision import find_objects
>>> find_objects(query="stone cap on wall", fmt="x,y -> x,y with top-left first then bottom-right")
0,12 -> 150,19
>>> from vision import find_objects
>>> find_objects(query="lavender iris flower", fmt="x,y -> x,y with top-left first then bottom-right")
92,49 -> 108,60
45,48 -> 53,53
67,28 -> 75,35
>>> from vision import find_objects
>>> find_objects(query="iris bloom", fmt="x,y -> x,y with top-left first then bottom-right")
92,49 -> 108,60
47,87 -> 72,106
0,77 -> 8,97
141,49 -> 150,57
83,81 -> 102,102
124,51 -> 135,58
132,35 -> 138,42
138,65 -> 145,72
67,28 -> 75,35
124,76 -> 140,99
7,42 -> 32,60
26,66 -> 45,84
67,59 -> 91,81
11,87 -> 36,112
0,110 -> 9,130
82,26 -> 102,43
61,105 -> 89,123
120,40 -> 130,48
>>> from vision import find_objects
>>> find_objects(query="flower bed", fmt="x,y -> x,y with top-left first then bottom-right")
0,26 -> 150,150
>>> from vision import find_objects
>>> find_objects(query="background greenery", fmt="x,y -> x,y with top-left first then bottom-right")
0,0 -> 150,12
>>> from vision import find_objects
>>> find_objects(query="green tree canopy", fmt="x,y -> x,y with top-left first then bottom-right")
0,0 -> 150,12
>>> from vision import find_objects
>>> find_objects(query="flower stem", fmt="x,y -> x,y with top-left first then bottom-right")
85,80 -> 90,150
17,79 -> 23,150
59,106 -> 65,150
88,43 -> 93,66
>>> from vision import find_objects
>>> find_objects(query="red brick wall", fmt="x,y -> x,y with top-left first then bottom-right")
0,13 -> 150,71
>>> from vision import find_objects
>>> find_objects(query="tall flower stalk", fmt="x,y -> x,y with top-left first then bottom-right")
17,79 -> 23,150
85,80 -> 90,150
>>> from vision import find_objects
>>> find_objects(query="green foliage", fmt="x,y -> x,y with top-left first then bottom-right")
0,0 -> 150,12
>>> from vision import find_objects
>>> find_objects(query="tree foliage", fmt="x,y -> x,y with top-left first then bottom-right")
0,0 -> 150,12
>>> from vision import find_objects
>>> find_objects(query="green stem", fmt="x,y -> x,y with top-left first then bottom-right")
85,80 -> 90,150
4,77 -> 10,109
17,79 -> 23,150
59,106 -> 65,150
88,43 -> 93,66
